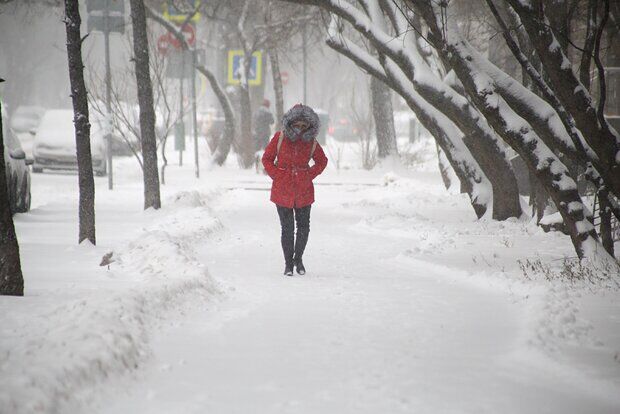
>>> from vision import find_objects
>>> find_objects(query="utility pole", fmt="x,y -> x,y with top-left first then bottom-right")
191,49 -> 199,178
87,0 -> 125,189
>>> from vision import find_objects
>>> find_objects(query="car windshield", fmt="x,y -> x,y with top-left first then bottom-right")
3,122 -> 22,150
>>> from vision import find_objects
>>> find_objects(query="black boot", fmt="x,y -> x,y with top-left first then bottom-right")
293,206 -> 311,275
294,257 -> 306,275
277,206 -> 296,276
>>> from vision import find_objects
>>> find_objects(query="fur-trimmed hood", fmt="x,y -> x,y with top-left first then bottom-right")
282,104 -> 320,142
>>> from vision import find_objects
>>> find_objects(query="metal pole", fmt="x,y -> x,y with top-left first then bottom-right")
191,49 -> 199,178
179,50 -> 184,166
104,0 -> 113,189
302,25 -> 307,104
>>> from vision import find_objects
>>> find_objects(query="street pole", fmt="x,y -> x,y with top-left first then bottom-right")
191,49 -> 199,178
104,0 -> 113,189
179,50 -> 184,167
302,24 -> 307,104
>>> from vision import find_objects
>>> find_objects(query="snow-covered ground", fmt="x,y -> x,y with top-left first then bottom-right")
2,138 -> 619,414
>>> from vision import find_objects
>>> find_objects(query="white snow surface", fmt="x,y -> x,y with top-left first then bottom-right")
1,158 -> 223,414
2,139 -> 620,414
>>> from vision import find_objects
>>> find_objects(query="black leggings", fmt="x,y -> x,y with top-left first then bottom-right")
276,205 -> 311,264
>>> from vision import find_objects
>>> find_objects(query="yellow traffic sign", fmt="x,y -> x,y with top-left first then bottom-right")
162,0 -> 201,23
227,50 -> 263,86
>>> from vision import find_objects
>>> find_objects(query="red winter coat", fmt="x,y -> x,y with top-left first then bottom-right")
262,131 -> 328,208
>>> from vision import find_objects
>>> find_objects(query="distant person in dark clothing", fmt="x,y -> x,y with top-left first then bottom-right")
254,99 -> 275,151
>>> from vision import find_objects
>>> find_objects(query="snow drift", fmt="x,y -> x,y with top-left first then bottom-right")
0,189 -> 224,414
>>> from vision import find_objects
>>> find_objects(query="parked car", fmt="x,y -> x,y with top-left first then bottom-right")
10,105 -> 45,162
329,117 -> 360,142
3,108 -> 32,213
32,109 -> 107,176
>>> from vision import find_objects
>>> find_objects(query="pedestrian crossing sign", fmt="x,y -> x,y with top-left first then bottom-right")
163,0 -> 201,23
227,50 -> 263,86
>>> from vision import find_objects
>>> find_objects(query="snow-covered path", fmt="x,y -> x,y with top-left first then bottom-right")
92,179 -> 619,414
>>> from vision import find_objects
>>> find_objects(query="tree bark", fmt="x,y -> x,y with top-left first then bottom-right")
412,77 -> 522,220
64,0 -> 96,244
143,7 -> 236,167
269,48 -> 284,131
238,50 -> 255,168
196,66 -> 236,166
370,76 -> 398,158
411,0 -> 601,259
129,0 -> 161,210
598,188 -> 615,257
436,143 -> 454,191
0,96 -> 24,296
528,168 -> 548,223
506,0 -> 620,200
326,36 -> 491,217
377,58 -> 491,218
307,0 -> 522,219
579,0 -> 598,91
160,135 -> 168,185
236,0 -> 255,168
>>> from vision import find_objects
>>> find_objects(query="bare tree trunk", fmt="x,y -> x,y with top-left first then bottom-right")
370,76 -> 398,158
320,1 -> 522,219
143,7 -> 236,167
528,168 -> 548,223
160,135 -> 168,185
64,0 -> 96,244
236,0 -> 255,169
0,95 -> 24,296
325,36 -> 491,217
269,48 -> 284,130
129,0 -> 161,210
412,0 -> 599,258
579,0 -> 598,91
196,66 -> 236,166
599,188 -> 615,256
380,62 -> 490,217
507,0 -> 620,200
238,51 -> 254,168
515,17 -> 550,221
436,143 -> 454,191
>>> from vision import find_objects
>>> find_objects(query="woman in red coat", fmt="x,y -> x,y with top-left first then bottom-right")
262,104 -> 328,276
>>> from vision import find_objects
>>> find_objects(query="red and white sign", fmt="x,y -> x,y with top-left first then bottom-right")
169,24 -> 195,48
157,24 -> 196,55
157,34 -> 172,55
280,71 -> 289,85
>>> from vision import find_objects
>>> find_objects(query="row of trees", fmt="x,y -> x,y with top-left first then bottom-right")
1,0 -> 164,295
0,0 -> 332,296
147,0 -> 326,167
153,0 -> 397,170
3,0 -> 617,295
280,0 -> 619,266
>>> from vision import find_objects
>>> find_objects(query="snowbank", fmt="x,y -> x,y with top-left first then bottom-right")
344,172 -> 620,400
0,189 -> 224,414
